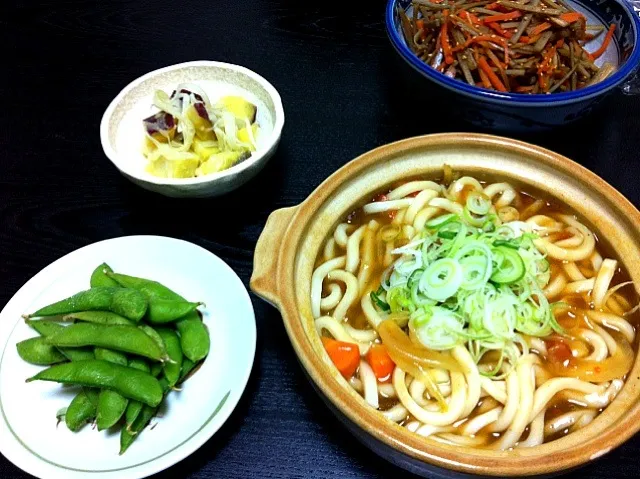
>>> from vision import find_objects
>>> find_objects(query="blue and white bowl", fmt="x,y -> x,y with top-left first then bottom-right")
386,0 -> 640,130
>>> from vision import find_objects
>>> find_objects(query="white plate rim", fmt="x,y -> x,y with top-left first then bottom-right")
0,235 -> 256,479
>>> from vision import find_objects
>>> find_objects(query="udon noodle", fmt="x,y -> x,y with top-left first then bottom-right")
311,170 -> 639,450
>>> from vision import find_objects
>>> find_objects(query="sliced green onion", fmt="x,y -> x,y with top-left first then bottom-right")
426,213 -> 458,229
419,258 -> 463,301
466,192 -> 491,215
370,289 -> 390,312
490,246 -> 525,284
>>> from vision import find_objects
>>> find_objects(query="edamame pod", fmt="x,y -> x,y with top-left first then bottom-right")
45,323 -> 167,362
16,337 -> 67,365
120,403 -> 158,455
156,328 -> 183,388
150,363 -> 163,378
90,263 -> 119,288
63,311 -> 134,326
28,287 -> 147,322
106,273 -> 210,361
107,273 -> 179,300
179,358 -> 196,383
97,391 -> 127,430
176,315 -> 210,362
27,360 -> 163,407
124,359 -> 150,428
94,348 -> 128,366
147,299 -> 202,324
119,378 -> 169,455
65,388 -> 99,432
26,319 -> 65,337
95,348 -> 129,431
25,320 -> 94,362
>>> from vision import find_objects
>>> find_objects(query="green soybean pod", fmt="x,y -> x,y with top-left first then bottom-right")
107,273 -> 180,300
146,299 -> 202,324
16,337 -> 67,365
119,378 -> 169,455
150,363 -> 163,378
94,348 -> 128,365
90,263 -> 120,288
45,323 -> 167,362
63,311 -> 134,326
156,328 -> 183,388
124,358 -> 150,428
65,388 -> 99,432
178,358 -> 204,384
95,347 -> 129,430
176,314 -> 210,363
106,273 -> 209,361
27,360 -> 163,407
28,287 -> 148,322
26,319 -> 65,337
25,320 -> 94,362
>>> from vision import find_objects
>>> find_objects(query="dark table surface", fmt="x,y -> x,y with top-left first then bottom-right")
3,0 -> 640,478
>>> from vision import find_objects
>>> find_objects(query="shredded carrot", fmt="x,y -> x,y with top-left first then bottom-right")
556,39 -> 565,48
416,19 -> 426,40
485,2 -> 501,10
478,56 -> 507,91
322,337 -> 360,379
559,12 -> 584,24
487,22 -> 512,38
590,24 -> 616,60
482,11 -> 522,23
458,10 -> 481,25
441,10 -> 454,64
455,35 -> 508,52
478,68 -> 493,89
366,345 -> 395,382
516,85 -> 536,92
530,22 -> 552,37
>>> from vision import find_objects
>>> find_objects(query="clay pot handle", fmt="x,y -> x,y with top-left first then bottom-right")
250,206 -> 298,307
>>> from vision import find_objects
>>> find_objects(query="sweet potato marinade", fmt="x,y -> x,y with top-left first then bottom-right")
398,0 -> 616,93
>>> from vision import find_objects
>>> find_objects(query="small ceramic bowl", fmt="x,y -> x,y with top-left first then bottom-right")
386,0 -> 640,130
100,61 -> 285,198
250,133 -> 640,477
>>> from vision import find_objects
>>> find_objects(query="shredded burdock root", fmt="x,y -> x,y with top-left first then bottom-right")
399,0 -> 616,94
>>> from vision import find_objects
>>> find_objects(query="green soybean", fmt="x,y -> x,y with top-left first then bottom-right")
138,325 -> 165,353
147,298 -> 202,324
26,319 -> 65,337
45,323 -> 167,362
94,347 -> 129,430
124,359 -> 150,428
120,403 -> 158,455
27,360 -> 163,407
150,363 -> 163,378
63,311 -> 134,326
157,328 -> 183,388
90,263 -> 120,288
28,287 -> 148,322
96,390 -> 128,430
179,358 -> 196,383
176,315 -> 210,363
66,388 -> 99,432
106,273 -> 209,361
25,320 -> 94,362
119,378 -> 169,455
94,348 -> 128,366
16,337 -> 67,365
107,273 -> 179,300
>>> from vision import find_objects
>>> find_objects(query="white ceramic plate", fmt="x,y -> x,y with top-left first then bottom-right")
0,236 -> 256,479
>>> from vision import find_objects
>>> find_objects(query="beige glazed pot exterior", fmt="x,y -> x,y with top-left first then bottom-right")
250,133 -> 640,477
